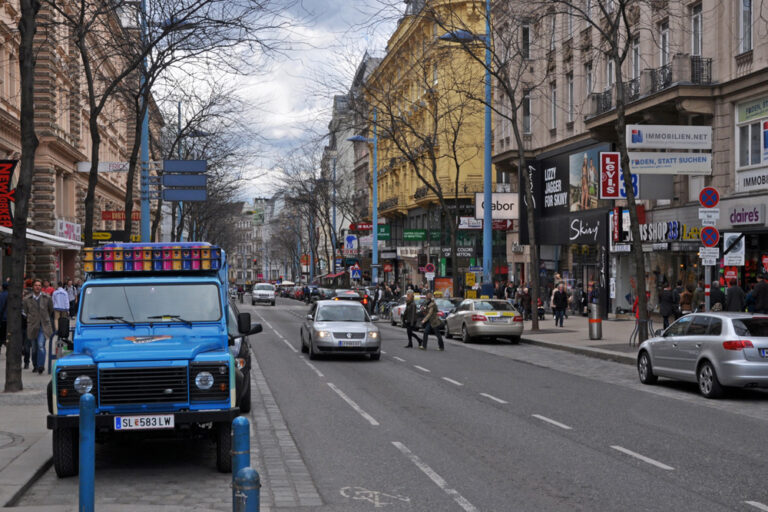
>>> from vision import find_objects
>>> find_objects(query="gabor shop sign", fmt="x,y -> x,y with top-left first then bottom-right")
474,192 -> 519,220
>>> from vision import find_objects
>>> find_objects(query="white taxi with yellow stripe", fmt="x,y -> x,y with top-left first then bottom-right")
445,299 -> 524,344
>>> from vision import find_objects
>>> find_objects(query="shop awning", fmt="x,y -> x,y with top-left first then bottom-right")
0,226 -> 84,250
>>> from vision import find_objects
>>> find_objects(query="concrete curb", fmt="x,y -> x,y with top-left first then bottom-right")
0,431 -> 52,508
520,337 -> 637,366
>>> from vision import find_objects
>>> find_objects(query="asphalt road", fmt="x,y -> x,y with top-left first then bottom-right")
18,297 -> 768,511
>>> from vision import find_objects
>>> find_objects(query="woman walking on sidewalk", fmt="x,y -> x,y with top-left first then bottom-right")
552,284 -> 568,328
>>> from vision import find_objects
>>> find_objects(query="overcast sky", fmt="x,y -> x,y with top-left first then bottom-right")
235,0 -> 399,197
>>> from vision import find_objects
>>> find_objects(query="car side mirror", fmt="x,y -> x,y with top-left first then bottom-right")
237,312 -> 251,334
371,315 -> 379,322
57,316 -> 70,339
306,314 -> 313,321
249,323 -> 262,335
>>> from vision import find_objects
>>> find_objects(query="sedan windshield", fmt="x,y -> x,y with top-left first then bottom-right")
316,305 -> 368,322
435,299 -> 454,309
474,301 -> 515,311
254,284 -> 274,291
81,284 -> 221,325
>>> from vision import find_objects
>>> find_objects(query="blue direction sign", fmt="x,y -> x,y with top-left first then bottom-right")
699,187 -> 719,208
163,189 -> 207,201
163,160 -> 207,173
700,226 -> 720,247
163,174 -> 207,187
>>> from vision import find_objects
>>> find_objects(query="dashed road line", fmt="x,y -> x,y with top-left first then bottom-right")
414,365 -> 431,373
532,414 -> 572,430
610,445 -> 674,471
392,442 -> 478,512
479,393 -> 508,404
745,501 -> 768,511
300,357 -> 324,378
280,337 -> 298,353
393,356 -> 406,362
327,383 -> 379,426
381,350 -> 387,354
442,377 -> 463,387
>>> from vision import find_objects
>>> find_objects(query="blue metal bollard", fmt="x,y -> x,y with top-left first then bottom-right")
79,392 -> 95,512
233,467 -> 260,512
232,416 -> 250,509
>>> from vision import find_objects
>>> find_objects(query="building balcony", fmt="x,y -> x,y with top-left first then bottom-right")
586,54 -> 715,134
412,178 -> 485,207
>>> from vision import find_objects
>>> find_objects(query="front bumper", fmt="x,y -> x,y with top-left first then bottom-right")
252,296 -> 274,303
315,339 -> 381,354
47,407 -> 241,429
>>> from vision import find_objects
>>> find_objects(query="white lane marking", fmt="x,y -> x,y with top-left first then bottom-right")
746,502 -> 768,511
392,442 -> 478,512
393,356 -> 406,362
280,337 -> 298,353
610,445 -> 674,471
480,393 -> 508,404
264,322 -> 273,330
327,383 -> 379,426
414,365 -> 431,373
532,414 -> 572,430
442,377 -> 463,387
381,350 -> 387,354
301,357 -> 324,378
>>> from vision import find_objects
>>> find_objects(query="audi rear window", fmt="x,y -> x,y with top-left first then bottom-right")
733,318 -> 768,337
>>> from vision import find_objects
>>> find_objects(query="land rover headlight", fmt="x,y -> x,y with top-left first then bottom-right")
195,371 -> 214,390
73,375 -> 93,395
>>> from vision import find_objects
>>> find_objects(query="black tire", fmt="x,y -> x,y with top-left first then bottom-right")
53,427 -> 78,478
509,335 -> 521,344
637,351 -> 658,385
391,317 -> 396,326
370,352 -> 381,361
697,360 -> 724,398
47,381 -> 53,414
445,327 -> 453,339
300,332 -> 309,353
215,422 -> 232,473
308,339 -> 318,360
251,301 -> 256,306
239,372 -> 251,414
461,325 -> 471,344
271,301 -> 275,306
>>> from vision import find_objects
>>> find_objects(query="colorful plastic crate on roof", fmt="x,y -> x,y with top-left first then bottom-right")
82,242 -> 222,273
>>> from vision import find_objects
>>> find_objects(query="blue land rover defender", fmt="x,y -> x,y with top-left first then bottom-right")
46,242 -> 261,477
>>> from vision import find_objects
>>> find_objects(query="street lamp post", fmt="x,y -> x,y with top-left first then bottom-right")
439,0 -> 493,293
347,107 -> 379,285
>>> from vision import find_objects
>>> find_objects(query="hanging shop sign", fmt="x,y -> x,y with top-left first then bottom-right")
403,229 -> 426,241
474,193 -> 519,220
396,246 -> 419,258
55,219 -> 81,242
0,160 -> 18,228
626,125 -> 712,150
459,217 -> 483,229
599,152 -> 640,199
628,152 -> 712,175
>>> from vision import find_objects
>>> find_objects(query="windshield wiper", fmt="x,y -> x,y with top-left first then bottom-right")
89,315 -> 136,327
147,314 -> 193,327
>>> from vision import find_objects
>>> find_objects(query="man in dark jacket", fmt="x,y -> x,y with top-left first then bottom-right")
709,284 -> 726,311
726,278 -> 746,312
754,273 -> 768,314
403,291 -> 422,348
552,284 -> 568,327
420,292 -> 444,351
658,282 -> 676,329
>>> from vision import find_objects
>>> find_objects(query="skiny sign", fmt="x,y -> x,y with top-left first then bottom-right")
0,161 -> 18,228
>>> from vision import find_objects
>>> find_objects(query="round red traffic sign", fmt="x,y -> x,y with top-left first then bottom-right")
700,226 -> 720,247
699,187 -> 719,208
424,263 -> 436,273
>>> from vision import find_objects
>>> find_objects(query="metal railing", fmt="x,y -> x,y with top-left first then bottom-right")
379,196 -> 399,210
595,90 -> 613,115
624,78 -> 640,101
690,56 -> 712,84
650,64 -> 672,93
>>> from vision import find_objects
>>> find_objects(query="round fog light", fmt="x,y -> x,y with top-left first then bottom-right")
195,371 -> 214,390
73,375 -> 93,395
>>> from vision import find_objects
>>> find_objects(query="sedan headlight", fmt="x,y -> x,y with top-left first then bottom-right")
316,330 -> 330,338
368,331 -> 379,339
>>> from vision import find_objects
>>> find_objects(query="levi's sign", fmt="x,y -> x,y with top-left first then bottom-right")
626,125 -> 712,150
474,193 -> 519,220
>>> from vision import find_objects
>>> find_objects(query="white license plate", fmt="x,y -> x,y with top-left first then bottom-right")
340,341 -> 362,347
489,317 -> 508,323
114,414 -> 175,431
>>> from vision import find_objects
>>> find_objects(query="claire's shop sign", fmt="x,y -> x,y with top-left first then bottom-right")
728,205 -> 765,226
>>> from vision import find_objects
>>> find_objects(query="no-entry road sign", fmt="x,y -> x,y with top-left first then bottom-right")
699,187 -> 719,208
700,226 -> 720,247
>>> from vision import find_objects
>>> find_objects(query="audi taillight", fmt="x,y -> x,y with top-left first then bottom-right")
722,340 -> 754,350
471,314 -> 487,322
513,316 -> 523,322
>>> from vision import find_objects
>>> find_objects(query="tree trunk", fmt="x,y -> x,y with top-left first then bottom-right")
83,118 -> 101,247
6,0 -> 41,392
522,161 -> 541,332
122,93 -> 147,242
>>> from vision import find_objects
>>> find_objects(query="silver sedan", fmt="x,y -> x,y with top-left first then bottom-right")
300,300 -> 381,360
445,299 -> 524,343
637,313 -> 768,398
